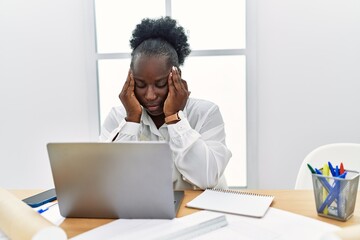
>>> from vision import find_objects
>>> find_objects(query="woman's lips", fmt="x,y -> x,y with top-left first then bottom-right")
147,105 -> 161,112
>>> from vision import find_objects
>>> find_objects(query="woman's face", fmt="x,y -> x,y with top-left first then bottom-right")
132,55 -> 170,117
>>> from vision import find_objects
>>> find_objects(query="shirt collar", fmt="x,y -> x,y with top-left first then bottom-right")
140,110 -> 152,126
140,110 -> 166,135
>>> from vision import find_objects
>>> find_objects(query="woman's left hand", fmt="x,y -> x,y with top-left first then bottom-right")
163,66 -> 190,117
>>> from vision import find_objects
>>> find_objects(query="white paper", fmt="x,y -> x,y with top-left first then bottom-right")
70,208 -> 340,240
71,211 -> 227,240
186,189 -> 274,218
34,202 -> 65,226
196,207 -> 340,240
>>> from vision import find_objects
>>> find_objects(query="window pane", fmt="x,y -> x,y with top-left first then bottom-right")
96,1 -> 247,187
98,59 -> 130,121
172,0 -> 246,50
181,56 -> 247,186
95,0 -> 165,53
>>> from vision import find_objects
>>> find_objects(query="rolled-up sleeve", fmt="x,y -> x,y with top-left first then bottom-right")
167,104 -> 232,189
99,107 -> 140,142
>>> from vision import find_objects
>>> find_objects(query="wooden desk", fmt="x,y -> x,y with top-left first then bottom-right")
11,189 -> 360,238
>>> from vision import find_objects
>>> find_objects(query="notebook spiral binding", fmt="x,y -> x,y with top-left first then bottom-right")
208,188 -> 274,198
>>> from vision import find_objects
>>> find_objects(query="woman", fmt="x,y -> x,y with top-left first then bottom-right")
100,16 -> 232,190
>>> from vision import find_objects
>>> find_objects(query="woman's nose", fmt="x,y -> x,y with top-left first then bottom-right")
145,86 -> 157,101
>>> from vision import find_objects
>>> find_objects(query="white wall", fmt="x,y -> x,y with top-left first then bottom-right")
0,0 -> 98,189
253,0 -> 360,189
1,0 -> 360,190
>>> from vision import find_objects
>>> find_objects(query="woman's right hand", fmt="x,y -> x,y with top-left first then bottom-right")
119,70 -> 142,123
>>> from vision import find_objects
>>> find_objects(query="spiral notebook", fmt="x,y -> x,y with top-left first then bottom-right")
186,189 -> 274,218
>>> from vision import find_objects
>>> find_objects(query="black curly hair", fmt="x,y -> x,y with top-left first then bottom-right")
129,16 -> 191,69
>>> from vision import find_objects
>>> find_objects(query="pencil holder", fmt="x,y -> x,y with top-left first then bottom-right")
312,170 -> 359,221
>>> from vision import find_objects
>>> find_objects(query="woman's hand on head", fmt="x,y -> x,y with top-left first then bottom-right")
119,70 -> 142,123
163,66 -> 190,117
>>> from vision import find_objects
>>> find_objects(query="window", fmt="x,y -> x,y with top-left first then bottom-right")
94,0 -> 247,187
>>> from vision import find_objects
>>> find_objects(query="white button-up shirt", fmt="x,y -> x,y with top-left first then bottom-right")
99,98 -> 232,190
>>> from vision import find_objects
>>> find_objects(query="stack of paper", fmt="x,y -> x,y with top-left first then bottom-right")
195,208 -> 340,240
70,207 -> 340,240
71,211 -> 228,240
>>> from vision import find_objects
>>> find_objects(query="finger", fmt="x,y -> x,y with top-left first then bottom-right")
167,71 -> 175,94
128,72 -> 135,92
121,69 -> 131,92
182,79 -> 188,91
172,66 -> 183,90
173,67 -> 189,93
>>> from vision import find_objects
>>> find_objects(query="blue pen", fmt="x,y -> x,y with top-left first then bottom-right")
315,168 -> 332,192
318,172 -> 347,213
37,202 -> 58,214
336,170 -> 347,217
328,161 -> 337,177
318,185 -> 339,213
328,162 -> 340,208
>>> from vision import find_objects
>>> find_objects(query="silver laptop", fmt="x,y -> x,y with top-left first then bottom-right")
47,142 -> 183,219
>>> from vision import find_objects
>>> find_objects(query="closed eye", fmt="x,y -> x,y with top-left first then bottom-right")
155,79 -> 167,88
135,80 -> 146,88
